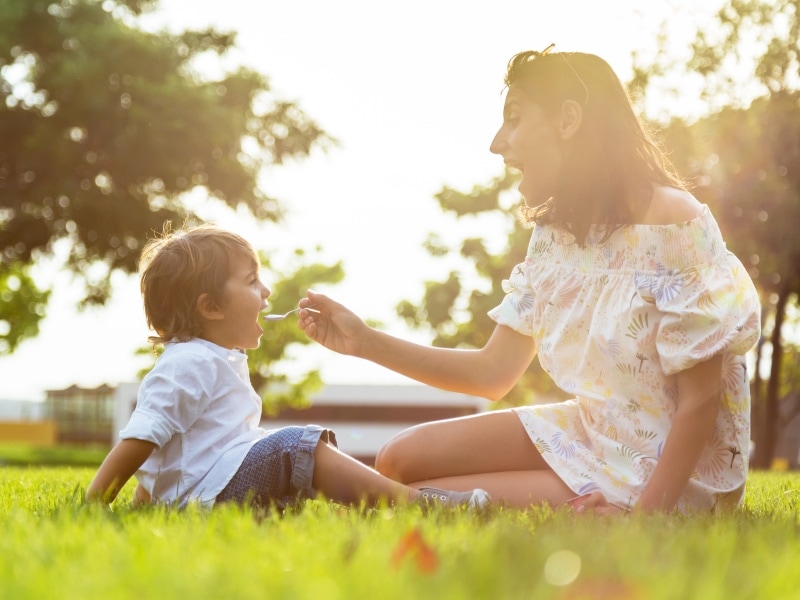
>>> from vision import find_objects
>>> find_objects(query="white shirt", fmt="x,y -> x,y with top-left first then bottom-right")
120,338 -> 265,508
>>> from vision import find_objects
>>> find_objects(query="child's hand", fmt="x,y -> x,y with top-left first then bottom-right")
133,483 -> 152,507
297,290 -> 368,356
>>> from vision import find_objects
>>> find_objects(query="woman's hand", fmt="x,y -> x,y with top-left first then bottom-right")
567,491 -> 630,515
297,290 -> 370,357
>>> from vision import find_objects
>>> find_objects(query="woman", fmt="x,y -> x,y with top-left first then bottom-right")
298,46 -> 760,514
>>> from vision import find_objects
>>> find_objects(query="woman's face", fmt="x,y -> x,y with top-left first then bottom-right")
490,85 -> 563,206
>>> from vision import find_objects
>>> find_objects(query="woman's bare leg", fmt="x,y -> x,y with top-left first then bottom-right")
374,409 -> 574,508
375,409 -> 551,482
312,410 -> 571,509
410,470 -> 574,509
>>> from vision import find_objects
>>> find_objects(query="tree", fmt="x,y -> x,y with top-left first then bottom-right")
644,0 -> 800,467
0,0 -> 342,410
250,249 -> 344,414
395,170 -> 568,406
397,1 -> 800,437
660,93 -> 800,467
0,262 -> 49,354
0,0 -> 332,351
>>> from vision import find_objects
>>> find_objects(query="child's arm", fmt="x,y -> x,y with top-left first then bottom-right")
85,439 -> 157,504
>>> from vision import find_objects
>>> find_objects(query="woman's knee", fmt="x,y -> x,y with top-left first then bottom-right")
374,425 -> 425,482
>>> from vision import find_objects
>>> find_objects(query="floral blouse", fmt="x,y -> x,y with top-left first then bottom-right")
489,205 -> 761,512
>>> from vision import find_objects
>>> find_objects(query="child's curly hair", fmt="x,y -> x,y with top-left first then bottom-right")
139,223 -> 258,345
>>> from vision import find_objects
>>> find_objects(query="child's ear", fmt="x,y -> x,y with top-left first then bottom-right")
196,293 -> 224,321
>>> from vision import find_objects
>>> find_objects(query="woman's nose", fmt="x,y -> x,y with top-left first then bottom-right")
489,129 -> 506,155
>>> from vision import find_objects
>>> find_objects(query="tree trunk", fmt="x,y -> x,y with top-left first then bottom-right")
750,319 -> 766,468
756,284 -> 789,468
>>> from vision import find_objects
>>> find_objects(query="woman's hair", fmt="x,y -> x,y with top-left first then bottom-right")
504,49 -> 684,243
139,223 -> 258,345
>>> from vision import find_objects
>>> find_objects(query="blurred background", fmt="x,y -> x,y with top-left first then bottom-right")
1,0 -> 798,468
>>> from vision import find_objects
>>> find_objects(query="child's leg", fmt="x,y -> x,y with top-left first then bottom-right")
216,426 -> 327,507
215,425 -> 488,509
311,440 -> 419,505
216,425 -> 419,508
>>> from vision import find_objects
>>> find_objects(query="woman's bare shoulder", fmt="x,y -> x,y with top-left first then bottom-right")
641,186 -> 703,225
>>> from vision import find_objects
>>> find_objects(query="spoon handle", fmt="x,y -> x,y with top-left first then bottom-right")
264,307 -> 320,321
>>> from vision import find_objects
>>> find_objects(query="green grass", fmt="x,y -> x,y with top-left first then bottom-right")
0,443 -> 108,467
1,468 -> 798,600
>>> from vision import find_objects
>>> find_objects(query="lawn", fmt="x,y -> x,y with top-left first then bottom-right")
1,467 -> 798,600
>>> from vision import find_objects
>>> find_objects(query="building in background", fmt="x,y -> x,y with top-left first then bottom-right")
0,399 -> 54,445
0,400 -> 47,421
106,383 -> 491,465
11,381 -> 491,459
45,384 -> 116,446
7,381 -> 800,470
258,385 -> 492,465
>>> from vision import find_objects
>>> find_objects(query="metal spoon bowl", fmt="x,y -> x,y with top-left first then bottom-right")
263,307 -> 320,322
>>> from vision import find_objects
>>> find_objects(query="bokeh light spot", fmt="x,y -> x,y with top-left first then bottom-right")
544,549 -> 581,587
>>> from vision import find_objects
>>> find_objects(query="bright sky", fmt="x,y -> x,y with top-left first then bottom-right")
0,0 -> 726,401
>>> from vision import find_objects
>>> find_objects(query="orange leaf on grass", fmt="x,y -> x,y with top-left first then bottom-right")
390,527 -> 440,573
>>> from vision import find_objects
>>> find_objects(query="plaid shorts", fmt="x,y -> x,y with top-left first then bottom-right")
215,424 -> 336,508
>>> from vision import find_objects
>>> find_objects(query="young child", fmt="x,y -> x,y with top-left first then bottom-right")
85,224 -> 490,510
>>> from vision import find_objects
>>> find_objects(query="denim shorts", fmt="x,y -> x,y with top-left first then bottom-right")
215,424 -> 336,508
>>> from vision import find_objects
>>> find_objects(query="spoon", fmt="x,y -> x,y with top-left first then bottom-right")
263,307 -> 320,322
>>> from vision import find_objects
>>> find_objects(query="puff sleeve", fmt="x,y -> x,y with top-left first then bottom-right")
643,254 -> 760,376
488,257 -> 540,338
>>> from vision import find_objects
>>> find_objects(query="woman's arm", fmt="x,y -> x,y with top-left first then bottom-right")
635,354 -> 723,512
85,438 -> 157,504
358,324 -> 536,400
300,291 -> 536,400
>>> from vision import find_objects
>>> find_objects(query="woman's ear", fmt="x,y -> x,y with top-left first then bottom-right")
559,99 -> 583,140
196,293 -> 224,321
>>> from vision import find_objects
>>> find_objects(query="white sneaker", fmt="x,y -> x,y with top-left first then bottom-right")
415,487 -> 491,510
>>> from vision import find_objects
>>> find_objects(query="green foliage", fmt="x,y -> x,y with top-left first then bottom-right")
663,95 -> 800,298
647,0 -> 800,466
0,0 -> 332,346
1,467 -> 799,599
250,249 -> 345,414
689,0 -> 800,97
0,261 -> 49,354
397,169 -> 567,405
633,0 -> 800,303
778,304 -> 800,400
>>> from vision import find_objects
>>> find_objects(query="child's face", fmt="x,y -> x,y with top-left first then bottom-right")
212,251 -> 271,350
